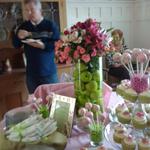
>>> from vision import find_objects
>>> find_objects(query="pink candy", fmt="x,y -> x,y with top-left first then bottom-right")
137,52 -> 147,63
113,52 -> 122,63
78,108 -> 87,116
85,102 -> 93,110
121,53 -> 131,64
132,48 -> 141,61
125,49 -> 133,54
131,74 -> 148,93
142,49 -> 150,59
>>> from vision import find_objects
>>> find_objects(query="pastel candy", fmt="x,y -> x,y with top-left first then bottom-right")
132,48 -> 141,61
142,48 -> 150,59
137,52 -> 147,63
113,52 -> 122,63
125,49 -> 133,54
121,53 -> 131,64
131,74 -> 148,93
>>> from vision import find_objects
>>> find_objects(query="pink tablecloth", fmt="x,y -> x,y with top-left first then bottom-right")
30,82 -> 112,111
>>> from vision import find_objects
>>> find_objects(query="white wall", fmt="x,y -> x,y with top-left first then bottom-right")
134,0 -> 150,49
66,0 -> 135,48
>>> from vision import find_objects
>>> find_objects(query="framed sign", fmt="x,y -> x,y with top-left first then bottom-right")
50,94 -> 76,137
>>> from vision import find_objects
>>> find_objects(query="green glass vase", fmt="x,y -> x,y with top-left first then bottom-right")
73,57 -> 103,112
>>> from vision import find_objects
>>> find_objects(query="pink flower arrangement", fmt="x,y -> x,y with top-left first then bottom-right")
55,18 -> 112,64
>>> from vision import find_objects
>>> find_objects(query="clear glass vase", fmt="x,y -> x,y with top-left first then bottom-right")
89,123 -> 103,147
73,57 -> 103,111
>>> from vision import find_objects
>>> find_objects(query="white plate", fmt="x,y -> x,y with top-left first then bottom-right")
108,102 -> 124,122
104,122 -> 122,150
22,39 -> 41,43
104,122 -> 140,150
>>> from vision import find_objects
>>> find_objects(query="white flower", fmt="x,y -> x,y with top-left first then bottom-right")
61,35 -> 69,42
69,31 -> 78,41
81,29 -> 86,36
73,37 -> 82,44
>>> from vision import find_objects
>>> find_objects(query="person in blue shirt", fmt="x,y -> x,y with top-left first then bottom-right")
12,0 -> 60,94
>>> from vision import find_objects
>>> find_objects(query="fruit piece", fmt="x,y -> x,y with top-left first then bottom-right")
90,90 -> 101,100
80,71 -> 92,82
77,91 -> 91,106
74,80 -> 85,90
85,80 -> 98,91
75,62 -> 88,71
92,71 -> 101,81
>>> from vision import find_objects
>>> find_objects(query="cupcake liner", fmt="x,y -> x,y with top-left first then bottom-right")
132,119 -> 147,129
122,140 -> 136,150
117,115 -> 131,124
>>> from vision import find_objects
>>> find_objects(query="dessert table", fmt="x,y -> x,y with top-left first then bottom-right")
0,82 -> 124,150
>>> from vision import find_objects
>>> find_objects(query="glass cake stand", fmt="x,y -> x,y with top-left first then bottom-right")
104,122 -> 140,150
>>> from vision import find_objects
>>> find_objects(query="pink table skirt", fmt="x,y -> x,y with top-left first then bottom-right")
29,82 -> 112,112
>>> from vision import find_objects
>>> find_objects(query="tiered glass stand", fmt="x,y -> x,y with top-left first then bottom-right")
104,95 -> 150,150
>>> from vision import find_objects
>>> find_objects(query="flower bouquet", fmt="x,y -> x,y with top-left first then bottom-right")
55,18 -> 112,111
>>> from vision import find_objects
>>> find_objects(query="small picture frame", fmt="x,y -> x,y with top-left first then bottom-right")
50,93 -> 76,137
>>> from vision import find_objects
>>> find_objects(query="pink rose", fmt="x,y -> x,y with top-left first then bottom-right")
74,50 -> 79,59
61,52 -> 68,59
59,56 -> 65,63
91,49 -> 97,57
81,54 -> 91,63
80,47 -> 86,54
64,46 -> 71,53
66,57 -> 72,64
85,36 -> 91,44
77,46 -> 86,54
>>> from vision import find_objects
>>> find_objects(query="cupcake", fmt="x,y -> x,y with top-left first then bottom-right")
132,112 -> 147,129
139,90 -> 150,104
116,84 -> 127,97
138,138 -> 150,150
115,103 -> 128,114
113,129 -> 126,144
117,111 -> 131,124
114,123 -> 126,133
122,135 -> 136,150
123,88 -> 138,103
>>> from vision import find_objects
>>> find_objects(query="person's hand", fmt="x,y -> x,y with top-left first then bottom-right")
18,29 -> 31,39
26,39 -> 45,49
